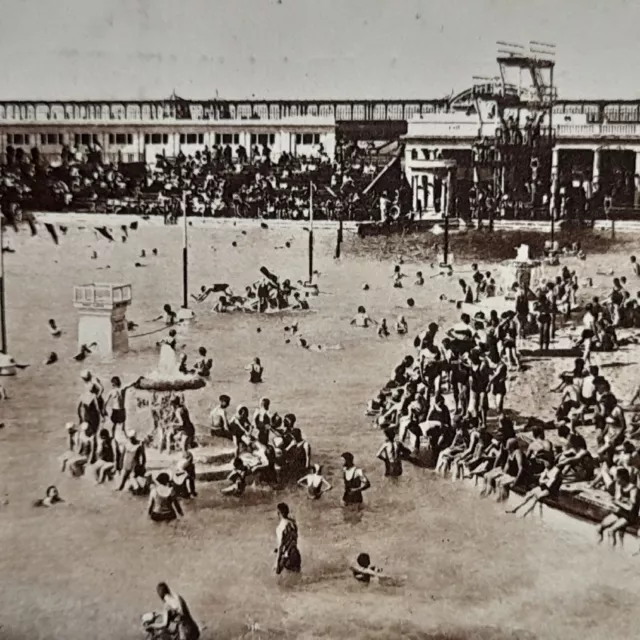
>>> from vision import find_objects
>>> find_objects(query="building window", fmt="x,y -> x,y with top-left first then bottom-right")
109,133 -> 131,145
620,105 -> 638,122
252,133 -> 272,146
8,133 -> 30,145
198,134 -> 204,144
295,134 -> 302,144
40,133 -> 61,145
302,133 -> 313,145
146,133 -> 166,144
76,133 -> 99,146
233,134 -> 239,144
221,133 -> 234,144
214,134 -> 221,145
180,133 -> 198,144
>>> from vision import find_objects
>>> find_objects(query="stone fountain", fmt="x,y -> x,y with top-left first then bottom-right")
500,244 -> 542,298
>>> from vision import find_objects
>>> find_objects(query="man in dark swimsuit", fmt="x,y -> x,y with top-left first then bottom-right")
341,452 -> 371,505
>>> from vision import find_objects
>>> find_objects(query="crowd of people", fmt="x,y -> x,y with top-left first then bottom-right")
189,266 -> 316,314
366,256 -> 640,548
0,137 -> 390,222
23,215 -> 640,640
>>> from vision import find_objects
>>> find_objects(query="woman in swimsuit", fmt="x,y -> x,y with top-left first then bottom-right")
145,582 -> 200,640
148,473 -> 183,523
297,464 -> 332,499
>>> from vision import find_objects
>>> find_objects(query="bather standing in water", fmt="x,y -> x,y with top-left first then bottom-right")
297,464 -> 332,499
341,452 -> 371,505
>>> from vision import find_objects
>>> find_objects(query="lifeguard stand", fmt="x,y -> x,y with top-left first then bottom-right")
73,283 -> 132,357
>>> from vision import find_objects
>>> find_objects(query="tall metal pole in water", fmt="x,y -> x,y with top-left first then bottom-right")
443,170 -> 451,265
0,217 -> 6,353
308,181 -> 314,283
182,192 -> 189,309
549,63 -> 555,246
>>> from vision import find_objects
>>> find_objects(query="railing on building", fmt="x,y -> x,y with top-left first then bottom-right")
73,283 -> 132,310
555,123 -> 640,139
0,100 -> 449,124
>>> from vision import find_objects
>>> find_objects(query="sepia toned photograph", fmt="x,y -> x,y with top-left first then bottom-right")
2,1 -> 640,638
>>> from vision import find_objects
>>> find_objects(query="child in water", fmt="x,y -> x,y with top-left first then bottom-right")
33,485 -> 63,507
377,319 -> 390,338
395,315 -> 408,335
351,553 -> 384,583
351,306 -> 376,328
221,458 -> 249,496
392,265 -> 406,288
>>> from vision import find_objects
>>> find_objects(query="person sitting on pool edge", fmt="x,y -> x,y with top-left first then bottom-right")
148,472 -> 183,523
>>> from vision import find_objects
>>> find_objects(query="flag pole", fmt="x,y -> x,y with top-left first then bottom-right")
182,191 -> 189,309
0,217 -> 6,353
308,181 -> 314,283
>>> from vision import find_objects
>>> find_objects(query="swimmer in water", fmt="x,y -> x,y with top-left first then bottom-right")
192,283 -> 231,303
351,553 -> 383,584
48,319 -> 62,338
152,304 -> 177,326
377,319 -> 390,338
297,464 -> 332,499
395,315 -> 408,335
192,347 -> 213,378
212,295 -> 234,313
350,306 -> 377,328
33,485 -> 63,508
391,265 -> 406,288
291,292 -> 310,310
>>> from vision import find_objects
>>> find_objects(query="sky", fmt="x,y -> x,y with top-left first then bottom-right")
0,0 -> 638,102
